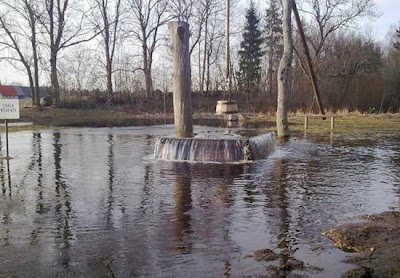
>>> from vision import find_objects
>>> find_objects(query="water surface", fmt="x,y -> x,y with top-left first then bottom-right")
0,125 -> 399,277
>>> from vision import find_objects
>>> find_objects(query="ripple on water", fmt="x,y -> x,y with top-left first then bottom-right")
0,127 -> 399,277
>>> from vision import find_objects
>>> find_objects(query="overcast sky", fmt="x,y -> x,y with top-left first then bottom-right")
361,0 -> 400,40
0,0 -> 399,86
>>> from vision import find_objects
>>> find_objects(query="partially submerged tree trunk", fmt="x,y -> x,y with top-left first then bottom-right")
276,0 -> 293,138
169,21 -> 193,137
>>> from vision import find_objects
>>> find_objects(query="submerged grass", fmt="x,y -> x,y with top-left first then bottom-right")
246,113 -> 400,134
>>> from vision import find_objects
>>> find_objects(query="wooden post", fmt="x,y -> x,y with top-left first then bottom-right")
168,21 -> 193,137
5,119 -> 9,158
292,1 -> 325,117
330,116 -> 335,130
304,116 -> 308,130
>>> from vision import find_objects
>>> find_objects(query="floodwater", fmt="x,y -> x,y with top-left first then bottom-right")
0,125 -> 399,277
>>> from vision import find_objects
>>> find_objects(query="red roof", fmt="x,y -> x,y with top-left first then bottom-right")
0,86 -> 18,97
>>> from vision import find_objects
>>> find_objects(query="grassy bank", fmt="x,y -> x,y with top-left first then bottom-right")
3,105 -> 399,133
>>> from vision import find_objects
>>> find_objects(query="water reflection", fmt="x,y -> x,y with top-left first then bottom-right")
31,133 -> 43,245
0,127 -> 399,277
0,142 -> 11,197
35,133 -> 44,213
1,156 -> 11,246
106,134 -> 115,229
273,159 -> 295,276
0,158 -> 6,196
53,132 -> 73,267
172,163 -> 193,252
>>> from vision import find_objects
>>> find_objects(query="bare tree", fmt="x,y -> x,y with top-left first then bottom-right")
204,3 -> 224,95
276,0 -> 293,138
40,0 -> 97,107
129,0 -> 170,98
168,0 -> 204,54
91,0 -> 123,103
59,48 -> 101,91
0,0 -> 41,107
294,0 -> 378,111
300,0 -> 377,59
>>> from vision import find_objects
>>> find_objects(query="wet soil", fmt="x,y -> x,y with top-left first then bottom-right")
245,248 -> 323,277
324,211 -> 400,277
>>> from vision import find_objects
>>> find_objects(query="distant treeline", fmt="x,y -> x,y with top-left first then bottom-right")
0,0 -> 399,112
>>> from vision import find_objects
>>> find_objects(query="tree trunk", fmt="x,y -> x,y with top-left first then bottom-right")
50,53 -> 61,107
225,0 -> 231,100
106,60 -> 113,102
276,0 -> 293,138
48,0 -> 61,108
198,43 -> 202,93
33,54 -> 40,107
27,68 -> 35,107
142,43 -> 153,98
145,67 -> 153,98
206,49 -> 211,95
31,19 -> 40,107
201,16 -> 208,95
30,74 -> 36,107
168,21 -> 193,137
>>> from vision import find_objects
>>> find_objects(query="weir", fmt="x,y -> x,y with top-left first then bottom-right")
154,132 -> 275,163
154,20 -> 275,163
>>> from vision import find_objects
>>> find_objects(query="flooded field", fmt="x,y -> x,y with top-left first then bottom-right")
0,125 -> 399,277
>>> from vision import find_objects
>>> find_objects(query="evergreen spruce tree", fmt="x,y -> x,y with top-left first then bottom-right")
394,28 -> 400,50
264,0 -> 283,98
238,1 -> 264,97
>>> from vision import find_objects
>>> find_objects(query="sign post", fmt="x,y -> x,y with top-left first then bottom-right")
0,99 -> 20,159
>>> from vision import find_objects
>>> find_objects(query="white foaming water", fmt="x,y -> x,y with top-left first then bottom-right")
154,132 -> 275,163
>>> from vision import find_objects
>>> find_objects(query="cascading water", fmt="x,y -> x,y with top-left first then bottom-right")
154,132 -> 275,163
245,132 -> 276,160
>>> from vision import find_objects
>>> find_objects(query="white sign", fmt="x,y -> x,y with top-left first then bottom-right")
0,99 -> 20,119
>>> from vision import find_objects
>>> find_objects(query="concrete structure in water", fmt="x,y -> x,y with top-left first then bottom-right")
155,21 -> 275,163
154,132 -> 275,163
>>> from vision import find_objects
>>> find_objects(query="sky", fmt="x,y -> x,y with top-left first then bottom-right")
361,0 -> 400,41
0,0 -> 399,87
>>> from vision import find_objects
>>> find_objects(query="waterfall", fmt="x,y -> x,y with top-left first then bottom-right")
246,132 -> 276,160
154,132 -> 275,163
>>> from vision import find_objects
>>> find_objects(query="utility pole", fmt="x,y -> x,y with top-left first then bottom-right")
292,0 -> 325,116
